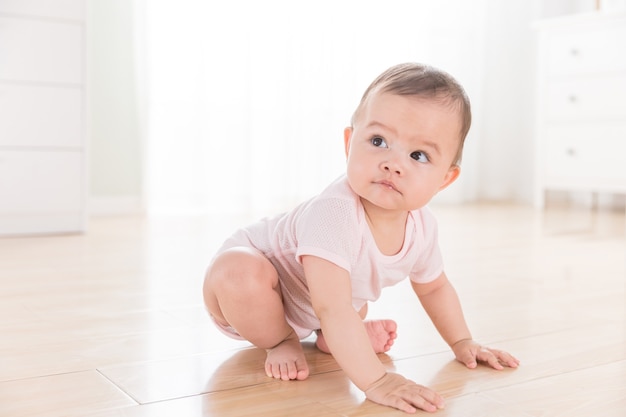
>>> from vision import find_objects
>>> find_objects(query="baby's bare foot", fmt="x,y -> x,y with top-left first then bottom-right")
364,319 -> 397,353
265,333 -> 309,381
315,319 -> 397,354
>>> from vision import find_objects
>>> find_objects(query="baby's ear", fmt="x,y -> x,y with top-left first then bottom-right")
343,127 -> 353,158
439,165 -> 460,191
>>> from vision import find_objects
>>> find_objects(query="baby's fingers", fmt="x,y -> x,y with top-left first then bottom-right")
405,385 -> 445,413
478,348 -> 519,370
386,385 -> 444,413
365,373 -> 445,413
479,348 -> 504,370
456,348 -> 478,369
493,349 -> 520,368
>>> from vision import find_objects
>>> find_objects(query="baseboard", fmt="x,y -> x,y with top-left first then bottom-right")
545,190 -> 626,211
89,195 -> 145,216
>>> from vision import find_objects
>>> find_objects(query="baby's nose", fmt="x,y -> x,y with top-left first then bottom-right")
382,159 -> 402,175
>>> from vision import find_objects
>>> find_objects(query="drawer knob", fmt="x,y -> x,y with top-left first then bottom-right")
568,95 -> 578,103
566,148 -> 576,156
570,48 -> 579,56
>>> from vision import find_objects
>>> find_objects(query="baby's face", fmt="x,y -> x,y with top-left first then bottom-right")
344,91 -> 462,213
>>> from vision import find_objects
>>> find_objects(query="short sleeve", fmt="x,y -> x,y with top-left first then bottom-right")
295,197 -> 358,272
409,208 -> 444,284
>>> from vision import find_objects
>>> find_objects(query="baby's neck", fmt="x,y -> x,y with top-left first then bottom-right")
361,200 -> 408,256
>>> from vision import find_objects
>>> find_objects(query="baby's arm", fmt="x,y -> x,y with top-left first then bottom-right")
302,255 -> 444,413
413,272 -> 519,369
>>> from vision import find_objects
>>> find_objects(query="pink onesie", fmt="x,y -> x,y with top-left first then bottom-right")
213,175 -> 444,340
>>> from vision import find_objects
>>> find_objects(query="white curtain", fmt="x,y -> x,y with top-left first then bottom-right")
140,0 -> 486,216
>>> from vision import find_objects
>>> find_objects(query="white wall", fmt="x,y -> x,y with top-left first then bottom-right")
87,0 -> 606,215
476,0 -> 541,203
87,0 -> 143,214
142,0 -> 490,214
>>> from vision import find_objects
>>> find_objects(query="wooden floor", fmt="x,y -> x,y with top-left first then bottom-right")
1,203 -> 625,416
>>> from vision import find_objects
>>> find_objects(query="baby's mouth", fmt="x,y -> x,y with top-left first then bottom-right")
376,180 -> 400,193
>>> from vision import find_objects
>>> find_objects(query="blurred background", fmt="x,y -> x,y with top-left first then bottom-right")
1,0 -> 625,235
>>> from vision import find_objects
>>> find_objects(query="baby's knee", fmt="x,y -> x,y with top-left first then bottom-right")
205,247 -> 277,294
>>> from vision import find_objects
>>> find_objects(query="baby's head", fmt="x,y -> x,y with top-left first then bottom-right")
351,63 -> 471,166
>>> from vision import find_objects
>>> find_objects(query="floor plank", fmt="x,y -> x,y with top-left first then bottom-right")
83,384 -> 344,417
1,203 -> 624,416
484,360 -> 626,417
0,371 -> 135,417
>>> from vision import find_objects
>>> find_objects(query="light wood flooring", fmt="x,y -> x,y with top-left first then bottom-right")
1,203 -> 625,416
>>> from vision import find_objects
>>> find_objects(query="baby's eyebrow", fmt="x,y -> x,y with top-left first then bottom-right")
366,120 -> 395,135
419,140 -> 441,156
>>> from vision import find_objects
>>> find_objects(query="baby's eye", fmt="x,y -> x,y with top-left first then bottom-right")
410,151 -> 429,163
371,136 -> 388,148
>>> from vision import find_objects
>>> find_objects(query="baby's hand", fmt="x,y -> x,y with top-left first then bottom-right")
452,339 -> 520,370
364,372 -> 445,413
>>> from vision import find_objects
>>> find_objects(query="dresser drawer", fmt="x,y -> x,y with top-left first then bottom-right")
0,0 -> 84,20
0,84 -> 83,148
0,17 -> 82,84
534,13 -> 626,205
0,150 -> 84,215
546,74 -> 626,121
543,124 -> 626,186
547,23 -> 626,75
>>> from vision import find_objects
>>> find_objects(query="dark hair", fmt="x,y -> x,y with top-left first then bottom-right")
352,63 -> 471,165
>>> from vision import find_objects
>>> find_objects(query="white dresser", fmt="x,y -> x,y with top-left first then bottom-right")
0,0 -> 87,235
533,12 -> 626,207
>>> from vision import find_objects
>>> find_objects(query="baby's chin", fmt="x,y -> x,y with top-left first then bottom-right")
358,196 -> 416,213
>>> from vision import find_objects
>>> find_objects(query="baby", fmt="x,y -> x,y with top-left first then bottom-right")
203,62 -> 519,413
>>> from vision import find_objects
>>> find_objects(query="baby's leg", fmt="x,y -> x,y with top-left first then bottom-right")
203,247 -> 309,381
315,303 -> 397,354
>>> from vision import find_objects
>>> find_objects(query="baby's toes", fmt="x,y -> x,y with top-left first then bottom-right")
285,361 -> 299,380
